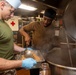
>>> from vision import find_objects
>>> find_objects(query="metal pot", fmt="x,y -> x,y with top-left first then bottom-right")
45,0 -> 76,75
46,48 -> 76,75
63,0 -> 76,41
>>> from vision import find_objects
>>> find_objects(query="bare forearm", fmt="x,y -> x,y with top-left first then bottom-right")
19,27 -> 29,37
0,58 -> 22,70
14,43 -> 25,52
19,27 -> 31,46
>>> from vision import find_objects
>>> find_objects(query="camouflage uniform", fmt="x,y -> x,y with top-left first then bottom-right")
0,69 -> 16,75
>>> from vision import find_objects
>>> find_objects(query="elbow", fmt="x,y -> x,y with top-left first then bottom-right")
19,28 -> 23,34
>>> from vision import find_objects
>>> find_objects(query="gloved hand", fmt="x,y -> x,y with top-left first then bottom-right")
22,58 -> 37,69
24,47 -> 33,50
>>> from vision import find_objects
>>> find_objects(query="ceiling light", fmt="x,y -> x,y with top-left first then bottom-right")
41,10 -> 45,14
19,4 -> 37,11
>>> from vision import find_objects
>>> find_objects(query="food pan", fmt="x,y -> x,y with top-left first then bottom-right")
15,50 -> 45,68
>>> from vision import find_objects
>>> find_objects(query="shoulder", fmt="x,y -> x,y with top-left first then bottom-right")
29,21 -> 41,26
31,21 -> 40,24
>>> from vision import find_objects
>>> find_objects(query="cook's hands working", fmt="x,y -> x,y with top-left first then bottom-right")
22,58 -> 37,69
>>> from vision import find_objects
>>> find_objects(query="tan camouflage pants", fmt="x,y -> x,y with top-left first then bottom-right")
0,69 -> 16,75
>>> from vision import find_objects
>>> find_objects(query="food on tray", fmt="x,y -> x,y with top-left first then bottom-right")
32,51 -> 41,62
21,55 -> 25,60
21,51 -> 42,62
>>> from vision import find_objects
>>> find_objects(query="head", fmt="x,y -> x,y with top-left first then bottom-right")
43,8 -> 56,27
0,0 -> 21,20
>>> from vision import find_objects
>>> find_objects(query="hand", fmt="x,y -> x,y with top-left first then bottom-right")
24,47 -> 33,50
25,35 -> 31,46
22,58 -> 37,69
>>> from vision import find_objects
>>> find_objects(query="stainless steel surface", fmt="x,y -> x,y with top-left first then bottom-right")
63,0 -> 76,41
24,50 -> 45,62
48,0 -> 76,74
46,47 -> 76,75
15,50 -> 45,69
40,63 -> 51,75
24,50 -> 34,58
24,50 -> 45,69
16,50 -> 45,62
65,31 -> 73,67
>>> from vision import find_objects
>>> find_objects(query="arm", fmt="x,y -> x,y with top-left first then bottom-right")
0,57 -> 37,70
0,58 -> 22,70
19,25 -> 31,46
14,43 -> 25,52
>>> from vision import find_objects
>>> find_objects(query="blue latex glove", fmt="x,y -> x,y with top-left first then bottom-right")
22,58 -> 37,69
24,47 -> 33,50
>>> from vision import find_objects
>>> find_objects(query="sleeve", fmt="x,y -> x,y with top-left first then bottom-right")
23,22 -> 36,32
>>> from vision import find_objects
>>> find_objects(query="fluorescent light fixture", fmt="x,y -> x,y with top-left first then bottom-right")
41,10 -> 45,14
19,4 -> 37,11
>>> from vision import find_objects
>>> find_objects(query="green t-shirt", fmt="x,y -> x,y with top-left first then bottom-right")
0,20 -> 14,60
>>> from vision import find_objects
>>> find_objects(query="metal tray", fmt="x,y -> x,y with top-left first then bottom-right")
15,50 -> 45,62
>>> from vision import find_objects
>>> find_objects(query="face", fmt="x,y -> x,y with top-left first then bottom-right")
43,16 -> 53,27
0,1 -> 15,20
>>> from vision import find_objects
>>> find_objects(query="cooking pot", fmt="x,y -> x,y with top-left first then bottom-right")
46,48 -> 76,75
46,0 -> 76,75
